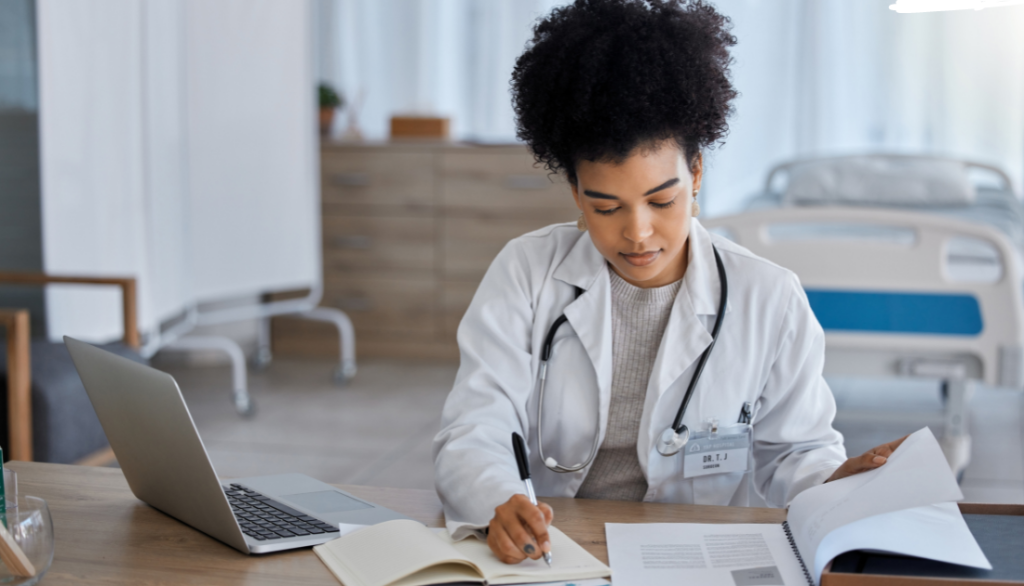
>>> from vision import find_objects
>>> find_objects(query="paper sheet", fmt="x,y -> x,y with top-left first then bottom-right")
506,580 -> 610,586
815,502 -> 990,578
605,522 -> 810,586
785,427 -> 986,582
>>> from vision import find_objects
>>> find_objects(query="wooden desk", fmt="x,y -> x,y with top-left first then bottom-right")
9,461 -> 786,584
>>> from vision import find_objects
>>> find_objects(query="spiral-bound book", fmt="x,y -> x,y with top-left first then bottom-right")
606,428 -> 992,586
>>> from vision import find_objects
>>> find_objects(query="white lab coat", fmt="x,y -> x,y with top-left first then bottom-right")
432,218 -> 846,539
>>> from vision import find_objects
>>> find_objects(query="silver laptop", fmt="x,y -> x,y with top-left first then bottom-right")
64,336 -> 409,554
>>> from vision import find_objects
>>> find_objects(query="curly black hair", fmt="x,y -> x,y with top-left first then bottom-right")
511,0 -> 737,183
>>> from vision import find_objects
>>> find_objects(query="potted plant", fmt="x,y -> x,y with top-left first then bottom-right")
318,82 -> 344,137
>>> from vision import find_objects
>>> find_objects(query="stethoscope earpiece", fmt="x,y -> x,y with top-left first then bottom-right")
656,425 -> 690,456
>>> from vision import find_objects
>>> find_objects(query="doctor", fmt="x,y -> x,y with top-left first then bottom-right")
433,0 -> 906,565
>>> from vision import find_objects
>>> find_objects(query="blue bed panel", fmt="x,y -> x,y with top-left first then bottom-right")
804,289 -> 983,336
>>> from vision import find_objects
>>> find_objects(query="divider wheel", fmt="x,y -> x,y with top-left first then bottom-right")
333,362 -> 357,386
234,394 -> 257,418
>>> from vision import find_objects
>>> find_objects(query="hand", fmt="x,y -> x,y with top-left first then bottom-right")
487,494 -> 554,564
826,435 -> 909,483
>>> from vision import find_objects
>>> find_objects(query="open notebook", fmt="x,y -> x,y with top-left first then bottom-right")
606,428 -> 992,586
314,520 -> 611,586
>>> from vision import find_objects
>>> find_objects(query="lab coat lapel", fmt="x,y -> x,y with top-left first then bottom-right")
552,233 -> 613,439
640,220 -> 724,467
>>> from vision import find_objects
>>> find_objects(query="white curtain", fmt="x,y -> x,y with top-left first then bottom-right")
316,0 -> 569,142
704,0 -> 1024,215
37,0 -> 319,343
318,0 -> 1024,213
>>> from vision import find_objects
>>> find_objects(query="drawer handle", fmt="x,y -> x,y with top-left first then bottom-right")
332,235 -> 372,250
334,296 -> 372,311
330,172 -> 371,187
504,175 -> 551,190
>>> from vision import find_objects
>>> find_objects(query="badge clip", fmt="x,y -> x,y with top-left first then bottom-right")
705,417 -> 720,439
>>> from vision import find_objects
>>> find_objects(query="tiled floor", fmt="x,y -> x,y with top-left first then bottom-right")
157,358 -> 1024,503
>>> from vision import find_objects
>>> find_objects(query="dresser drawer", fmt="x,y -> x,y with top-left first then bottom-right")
322,276 -> 437,339
323,215 -> 436,276
439,151 -> 575,215
321,151 -> 435,210
442,217 -> 566,280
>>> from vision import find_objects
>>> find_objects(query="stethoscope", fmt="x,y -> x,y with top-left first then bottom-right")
536,245 -> 728,473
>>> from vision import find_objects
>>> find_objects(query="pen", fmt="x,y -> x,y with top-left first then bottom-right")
511,432 -> 553,567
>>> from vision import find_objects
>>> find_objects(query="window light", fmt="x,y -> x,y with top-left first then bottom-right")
890,0 -> 1024,12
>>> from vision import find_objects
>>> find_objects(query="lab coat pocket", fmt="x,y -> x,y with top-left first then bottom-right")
532,336 -> 603,475
692,471 -> 746,506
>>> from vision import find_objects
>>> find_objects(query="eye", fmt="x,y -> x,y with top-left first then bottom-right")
650,198 -> 677,209
593,207 -> 619,216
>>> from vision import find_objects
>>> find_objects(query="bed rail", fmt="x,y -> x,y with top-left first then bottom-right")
704,207 -> 1024,389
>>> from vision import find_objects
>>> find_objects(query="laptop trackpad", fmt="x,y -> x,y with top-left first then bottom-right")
282,490 -> 373,513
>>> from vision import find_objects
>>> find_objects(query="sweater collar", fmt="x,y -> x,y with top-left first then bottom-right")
552,218 -> 726,316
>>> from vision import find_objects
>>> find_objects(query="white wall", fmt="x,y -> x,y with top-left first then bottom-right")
317,0 -> 1024,215
37,0 -> 319,343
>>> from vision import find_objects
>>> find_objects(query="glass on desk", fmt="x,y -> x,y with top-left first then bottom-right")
3,469 -> 16,510
0,469 -> 54,585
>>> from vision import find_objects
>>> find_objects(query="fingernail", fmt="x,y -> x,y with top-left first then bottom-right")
524,544 -> 535,554
873,455 -> 887,464
542,541 -> 551,552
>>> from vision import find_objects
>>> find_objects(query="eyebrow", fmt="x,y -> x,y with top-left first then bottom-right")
582,177 -> 680,200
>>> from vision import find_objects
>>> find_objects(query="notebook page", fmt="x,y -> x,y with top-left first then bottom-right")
314,519 -> 483,586
443,525 -> 611,584
785,427 -> 964,583
605,522 -> 808,586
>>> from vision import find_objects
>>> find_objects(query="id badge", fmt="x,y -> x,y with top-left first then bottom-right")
682,424 -> 752,478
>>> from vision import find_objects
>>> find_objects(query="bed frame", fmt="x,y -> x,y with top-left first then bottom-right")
704,207 -> 1024,475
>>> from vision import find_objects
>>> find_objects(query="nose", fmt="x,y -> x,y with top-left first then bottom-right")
622,208 -> 654,244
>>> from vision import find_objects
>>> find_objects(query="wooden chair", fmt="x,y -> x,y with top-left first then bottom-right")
0,273 -> 139,463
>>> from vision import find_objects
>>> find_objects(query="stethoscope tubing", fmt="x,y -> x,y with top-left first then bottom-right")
535,245 -> 728,472
668,246 -> 728,433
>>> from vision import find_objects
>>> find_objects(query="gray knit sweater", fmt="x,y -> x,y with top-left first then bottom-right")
575,269 -> 682,501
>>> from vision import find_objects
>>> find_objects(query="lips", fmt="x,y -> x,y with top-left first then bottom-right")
621,250 -> 661,267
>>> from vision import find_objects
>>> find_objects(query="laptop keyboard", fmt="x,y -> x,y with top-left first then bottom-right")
224,483 -> 341,541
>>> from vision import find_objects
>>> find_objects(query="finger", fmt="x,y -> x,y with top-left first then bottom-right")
538,502 -> 554,525
866,434 -> 910,462
518,501 -> 552,555
488,522 -> 527,564
502,509 -> 543,560
860,451 -> 888,469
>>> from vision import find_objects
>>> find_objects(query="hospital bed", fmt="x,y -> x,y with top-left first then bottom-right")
703,206 -> 1024,476
747,154 -> 1024,258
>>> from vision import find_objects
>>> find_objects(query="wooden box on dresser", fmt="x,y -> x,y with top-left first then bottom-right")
270,141 -> 579,361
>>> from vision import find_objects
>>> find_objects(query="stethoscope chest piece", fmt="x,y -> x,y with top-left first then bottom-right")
656,425 -> 690,456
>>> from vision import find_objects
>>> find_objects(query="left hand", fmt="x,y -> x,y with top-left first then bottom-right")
825,435 -> 909,483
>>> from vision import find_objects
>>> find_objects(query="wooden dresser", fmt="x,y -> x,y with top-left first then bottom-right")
271,142 -> 579,361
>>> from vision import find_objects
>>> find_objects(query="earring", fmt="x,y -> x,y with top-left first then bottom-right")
577,213 -> 588,232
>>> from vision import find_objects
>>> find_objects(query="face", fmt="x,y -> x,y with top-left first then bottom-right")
571,141 -> 703,288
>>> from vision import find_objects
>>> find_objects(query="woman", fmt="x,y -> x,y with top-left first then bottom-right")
432,0 -> 905,565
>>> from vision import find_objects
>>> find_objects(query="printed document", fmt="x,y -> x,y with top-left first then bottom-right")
605,428 -> 991,586
606,522 -> 808,586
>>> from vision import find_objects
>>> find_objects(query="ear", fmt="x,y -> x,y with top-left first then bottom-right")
691,152 -> 704,195
570,181 -> 584,212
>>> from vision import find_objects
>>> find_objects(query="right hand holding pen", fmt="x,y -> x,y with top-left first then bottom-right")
487,494 -> 554,564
